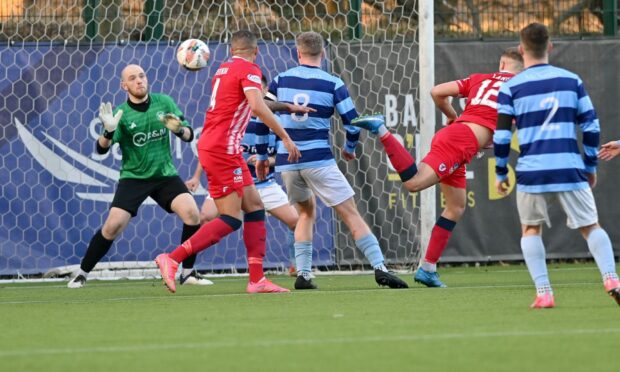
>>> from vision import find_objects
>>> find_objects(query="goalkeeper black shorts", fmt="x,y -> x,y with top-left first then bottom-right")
111,176 -> 190,217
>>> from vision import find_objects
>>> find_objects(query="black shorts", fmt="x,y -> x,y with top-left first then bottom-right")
111,176 -> 190,217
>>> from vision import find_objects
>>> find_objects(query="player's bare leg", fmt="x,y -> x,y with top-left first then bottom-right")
170,193 -> 213,286
333,198 -> 408,288
402,162 -> 440,192
415,184 -> 465,288
68,207 -> 131,288
267,203 -> 299,276
293,196 -> 318,289
199,197 -> 219,225
241,185 -> 290,293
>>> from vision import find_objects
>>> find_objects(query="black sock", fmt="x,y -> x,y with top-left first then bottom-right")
80,229 -> 114,273
180,223 -> 201,269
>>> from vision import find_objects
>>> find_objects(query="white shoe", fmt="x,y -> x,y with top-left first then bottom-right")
180,270 -> 214,285
67,274 -> 86,288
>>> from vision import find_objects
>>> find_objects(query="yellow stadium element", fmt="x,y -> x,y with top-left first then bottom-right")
511,130 -> 520,153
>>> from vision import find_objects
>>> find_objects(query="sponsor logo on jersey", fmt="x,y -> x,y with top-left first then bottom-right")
233,167 -> 243,183
247,74 -> 261,84
450,162 -> 460,173
133,128 -> 167,147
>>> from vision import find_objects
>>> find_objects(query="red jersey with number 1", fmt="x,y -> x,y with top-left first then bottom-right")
454,72 -> 514,131
198,56 -> 263,155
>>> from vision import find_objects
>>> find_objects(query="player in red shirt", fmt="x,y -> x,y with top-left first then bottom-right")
155,30 -> 304,294
351,47 -> 523,287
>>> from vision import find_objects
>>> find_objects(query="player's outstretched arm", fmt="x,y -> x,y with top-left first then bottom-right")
245,89 -> 301,166
430,81 -> 459,124
598,140 -> 620,161
264,100 -> 317,115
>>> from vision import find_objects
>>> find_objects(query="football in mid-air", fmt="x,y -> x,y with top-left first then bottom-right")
176,39 -> 210,71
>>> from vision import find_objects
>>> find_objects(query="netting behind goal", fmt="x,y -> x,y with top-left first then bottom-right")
0,1 -> 429,277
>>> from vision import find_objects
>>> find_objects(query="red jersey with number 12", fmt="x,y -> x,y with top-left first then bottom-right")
454,72 -> 514,131
198,57 -> 263,155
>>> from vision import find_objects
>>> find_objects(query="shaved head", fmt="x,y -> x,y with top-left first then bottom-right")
121,64 -> 144,81
231,30 -> 258,56
120,64 -> 148,102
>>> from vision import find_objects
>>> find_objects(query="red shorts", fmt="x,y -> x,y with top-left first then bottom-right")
421,123 -> 479,189
199,150 -> 253,199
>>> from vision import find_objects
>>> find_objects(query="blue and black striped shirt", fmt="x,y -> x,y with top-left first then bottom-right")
493,64 -> 599,193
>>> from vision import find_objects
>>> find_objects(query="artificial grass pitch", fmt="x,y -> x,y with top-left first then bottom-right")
1,263 -> 618,372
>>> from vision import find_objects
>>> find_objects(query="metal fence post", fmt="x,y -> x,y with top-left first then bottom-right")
83,0 -> 99,41
603,0 -> 618,36
348,0 -> 362,39
144,0 -> 164,41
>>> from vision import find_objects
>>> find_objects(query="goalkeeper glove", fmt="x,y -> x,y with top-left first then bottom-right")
98,102 -> 123,138
160,113 -> 183,134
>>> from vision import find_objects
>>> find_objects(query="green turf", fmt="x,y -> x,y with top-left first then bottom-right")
1,263 -> 618,372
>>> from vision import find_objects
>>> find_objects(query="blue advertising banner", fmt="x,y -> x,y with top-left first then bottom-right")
0,42 -> 335,275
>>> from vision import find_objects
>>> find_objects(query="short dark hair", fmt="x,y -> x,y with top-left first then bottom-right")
231,30 -> 257,50
520,23 -> 549,59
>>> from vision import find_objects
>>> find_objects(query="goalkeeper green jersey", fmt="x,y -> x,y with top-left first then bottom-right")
109,93 -> 190,179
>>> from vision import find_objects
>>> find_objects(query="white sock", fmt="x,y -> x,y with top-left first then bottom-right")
377,125 -> 389,137
182,268 -> 194,277
373,263 -> 388,272
421,261 -> 437,272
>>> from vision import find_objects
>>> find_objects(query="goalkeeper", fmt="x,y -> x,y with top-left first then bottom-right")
68,64 -> 211,288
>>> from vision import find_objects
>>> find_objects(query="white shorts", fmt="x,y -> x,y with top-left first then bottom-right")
516,188 -> 598,229
282,165 -> 355,207
257,181 -> 290,211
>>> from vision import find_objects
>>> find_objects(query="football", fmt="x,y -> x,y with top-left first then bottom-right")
176,39 -> 210,71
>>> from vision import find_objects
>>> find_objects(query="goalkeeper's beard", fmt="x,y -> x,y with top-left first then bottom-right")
128,86 -> 148,101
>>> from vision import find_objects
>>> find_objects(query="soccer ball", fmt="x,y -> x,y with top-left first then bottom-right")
176,39 -> 210,71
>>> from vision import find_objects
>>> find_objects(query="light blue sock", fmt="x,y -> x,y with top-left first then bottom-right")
294,241 -> 313,275
355,234 -> 386,270
287,230 -> 295,265
587,228 -> 617,278
521,235 -> 551,290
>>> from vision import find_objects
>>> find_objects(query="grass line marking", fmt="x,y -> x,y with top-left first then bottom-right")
1,328 -> 619,358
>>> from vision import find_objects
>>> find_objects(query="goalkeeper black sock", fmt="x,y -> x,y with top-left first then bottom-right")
180,223 -> 201,270
80,229 -> 114,273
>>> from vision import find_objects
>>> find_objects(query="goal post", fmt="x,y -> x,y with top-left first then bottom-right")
418,0 -> 437,266
0,1 -> 434,278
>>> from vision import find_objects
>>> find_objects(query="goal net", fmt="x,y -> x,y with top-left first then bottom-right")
0,0 -> 434,279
